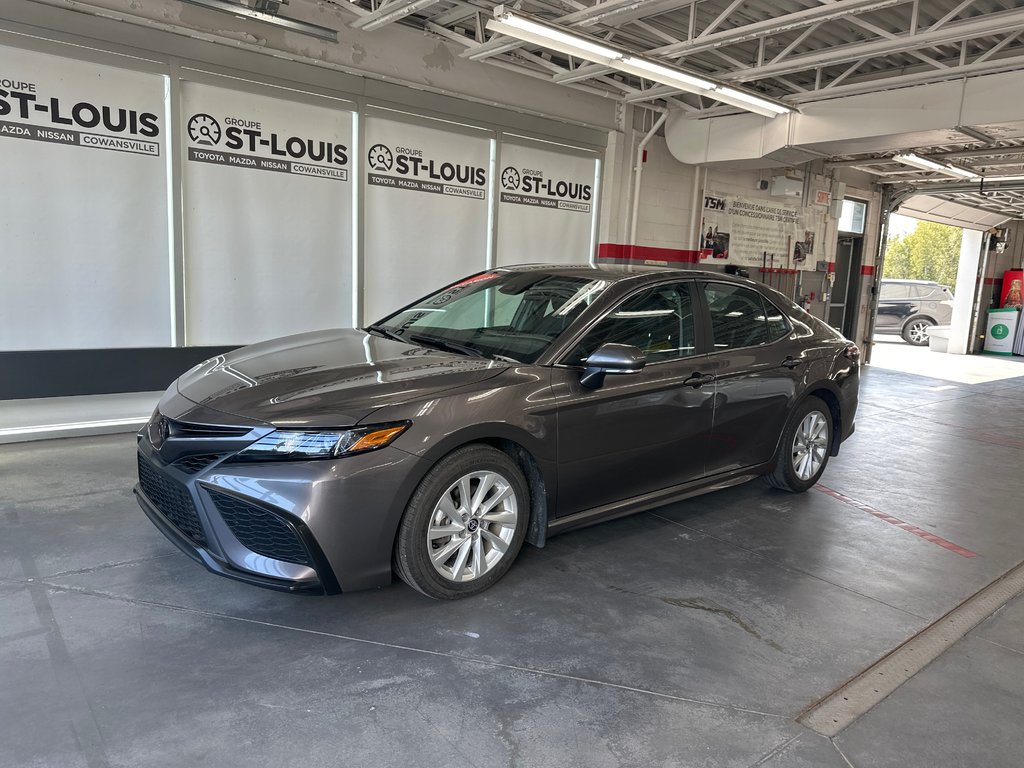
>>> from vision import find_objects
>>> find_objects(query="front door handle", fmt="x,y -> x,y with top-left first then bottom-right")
683,372 -> 715,388
781,356 -> 803,369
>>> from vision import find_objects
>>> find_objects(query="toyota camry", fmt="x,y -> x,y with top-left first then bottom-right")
136,265 -> 859,599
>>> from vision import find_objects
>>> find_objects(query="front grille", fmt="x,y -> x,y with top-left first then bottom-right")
138,455 -> 208,546
207,489 -> 312,566
172,453 -> 226,475
168,420 -> 251,439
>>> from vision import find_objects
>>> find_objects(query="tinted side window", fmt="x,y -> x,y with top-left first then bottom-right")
570,283 -> 697,364
879,282 -> 905,299
704,284 -> 771,350
761,296 -> 792,341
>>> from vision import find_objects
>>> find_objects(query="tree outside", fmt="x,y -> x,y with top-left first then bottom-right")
883,219 -> 962,287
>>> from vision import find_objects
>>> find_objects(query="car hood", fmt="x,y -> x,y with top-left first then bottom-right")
175,328 -> 507,426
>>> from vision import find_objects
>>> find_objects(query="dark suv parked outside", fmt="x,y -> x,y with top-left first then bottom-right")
876,279 -> 954,345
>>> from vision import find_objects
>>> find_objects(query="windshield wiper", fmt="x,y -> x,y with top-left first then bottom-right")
407,333 -> 488,359
364,324 -> 407,343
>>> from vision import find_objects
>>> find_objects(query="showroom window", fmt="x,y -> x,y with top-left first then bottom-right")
704,284 -> 782,350
570,282 -> 696,364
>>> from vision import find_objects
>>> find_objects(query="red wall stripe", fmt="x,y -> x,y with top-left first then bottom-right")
597,243 -> 704,264
861,265 -> 876,276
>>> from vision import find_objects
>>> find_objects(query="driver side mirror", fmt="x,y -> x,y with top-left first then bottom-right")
580,343 -> 646,389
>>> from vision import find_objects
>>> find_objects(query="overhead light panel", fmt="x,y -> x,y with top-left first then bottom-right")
617,57 -> 715,92
955,125 -> 996,144
894,153 -> 981,180
485,7 -> 792,118
485,15 -> 621,64
180,0 -> 337,41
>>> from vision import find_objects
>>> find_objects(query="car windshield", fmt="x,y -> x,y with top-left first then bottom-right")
370,271 -> 611,364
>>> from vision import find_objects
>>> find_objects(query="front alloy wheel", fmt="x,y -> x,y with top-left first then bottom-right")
903,318 -> 933,346
427,470 -> 519,583
394,445 -> 529,599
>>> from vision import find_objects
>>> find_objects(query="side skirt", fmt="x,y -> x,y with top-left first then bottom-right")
547,464 -> 771,537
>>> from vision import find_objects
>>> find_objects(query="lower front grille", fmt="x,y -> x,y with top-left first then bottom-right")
206,489 -> 312,566
172,453 -> 226,475
138,454 -> 208,547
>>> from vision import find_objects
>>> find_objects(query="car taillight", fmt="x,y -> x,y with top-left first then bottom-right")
843,344 -> 861,364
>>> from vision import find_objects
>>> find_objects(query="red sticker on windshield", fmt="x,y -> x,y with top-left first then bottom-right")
451,273 -> 499,288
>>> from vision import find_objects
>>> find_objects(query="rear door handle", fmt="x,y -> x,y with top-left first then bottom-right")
781,356 -> 802,369
683,372 -> 715,388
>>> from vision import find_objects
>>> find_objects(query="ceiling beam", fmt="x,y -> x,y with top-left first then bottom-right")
550,0 -> 908,84
726,8 -> 1024,83
786,53 -> 1024,102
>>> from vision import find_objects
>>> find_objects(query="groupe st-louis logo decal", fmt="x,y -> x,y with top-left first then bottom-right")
367,143 -> 394,172
187,113 -> 221,146
500,166 -> 521,191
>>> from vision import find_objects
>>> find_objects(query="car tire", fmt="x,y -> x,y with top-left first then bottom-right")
393,444 -> 529,600
766,396 -> 833,493
902,317 -> 934,346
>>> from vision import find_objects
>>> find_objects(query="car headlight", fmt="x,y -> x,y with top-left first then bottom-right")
233,422 -> 410,461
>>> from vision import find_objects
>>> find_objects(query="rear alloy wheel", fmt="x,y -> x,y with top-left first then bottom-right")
394,445 -> 528,599
902,318 -> 933,346
767,396 -> 833,493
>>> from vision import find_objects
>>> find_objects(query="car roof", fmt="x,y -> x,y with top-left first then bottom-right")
495,262 -> 760,286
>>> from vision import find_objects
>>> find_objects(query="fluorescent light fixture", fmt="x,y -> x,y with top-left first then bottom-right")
180,0 -> 338,41
894,153 -> 951,172
618,57 -> 715,92
716,86 -> 791,116
942,164 -> 982,180
487,8 -> 791,118
485,18 -> 620,64
955,125 -> 996,144
895,153 -> 981,180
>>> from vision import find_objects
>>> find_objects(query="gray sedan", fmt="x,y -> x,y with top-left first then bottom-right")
136,265 -> 860,599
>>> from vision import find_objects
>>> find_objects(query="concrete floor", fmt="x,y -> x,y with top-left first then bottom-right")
2,355 -> 1023,768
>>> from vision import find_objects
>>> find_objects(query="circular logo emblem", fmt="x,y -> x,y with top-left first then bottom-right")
187,113 -> 221,146
501,166 -> 521,190
367,144 -> 394,172
991,323 -> 1010,340
467,519 -> 479,533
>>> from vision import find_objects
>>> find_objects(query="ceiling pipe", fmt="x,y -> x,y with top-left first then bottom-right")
630,111 -> 668,246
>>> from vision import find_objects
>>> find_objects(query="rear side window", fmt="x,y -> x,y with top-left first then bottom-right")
879,282 -> 906,299
704,284 -> 777,350
761,296 -> 792,341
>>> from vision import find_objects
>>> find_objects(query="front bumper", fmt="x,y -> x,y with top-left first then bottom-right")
136,419 -> 428,593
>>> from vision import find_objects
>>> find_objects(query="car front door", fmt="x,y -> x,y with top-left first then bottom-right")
550,280 -> 716,518
698,282 -> 806,475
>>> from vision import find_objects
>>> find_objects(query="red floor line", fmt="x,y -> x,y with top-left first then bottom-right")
814,484 -> 978,558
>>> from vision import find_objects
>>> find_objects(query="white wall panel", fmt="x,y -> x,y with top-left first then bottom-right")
362,115 -> 492,322
0,45 -> 170,350
181,81 -> 354,345
495,141 -> 598,266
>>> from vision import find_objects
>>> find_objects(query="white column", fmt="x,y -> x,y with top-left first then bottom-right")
948,229 -> 985,355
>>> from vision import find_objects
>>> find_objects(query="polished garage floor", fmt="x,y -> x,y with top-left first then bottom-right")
2,351 -> 1023,768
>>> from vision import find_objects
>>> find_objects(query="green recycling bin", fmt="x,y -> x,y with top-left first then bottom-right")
984,308 -> 1020,355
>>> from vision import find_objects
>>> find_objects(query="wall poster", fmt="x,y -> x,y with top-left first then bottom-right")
181,81 -> 355,346
362,115 -> 492,322
495,141 -> 598,266
0,45 -> 171,350
701,191 -> 819,269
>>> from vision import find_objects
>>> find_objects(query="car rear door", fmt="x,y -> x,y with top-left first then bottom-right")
697,281 -> 806,475
550,280 -> 716,517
